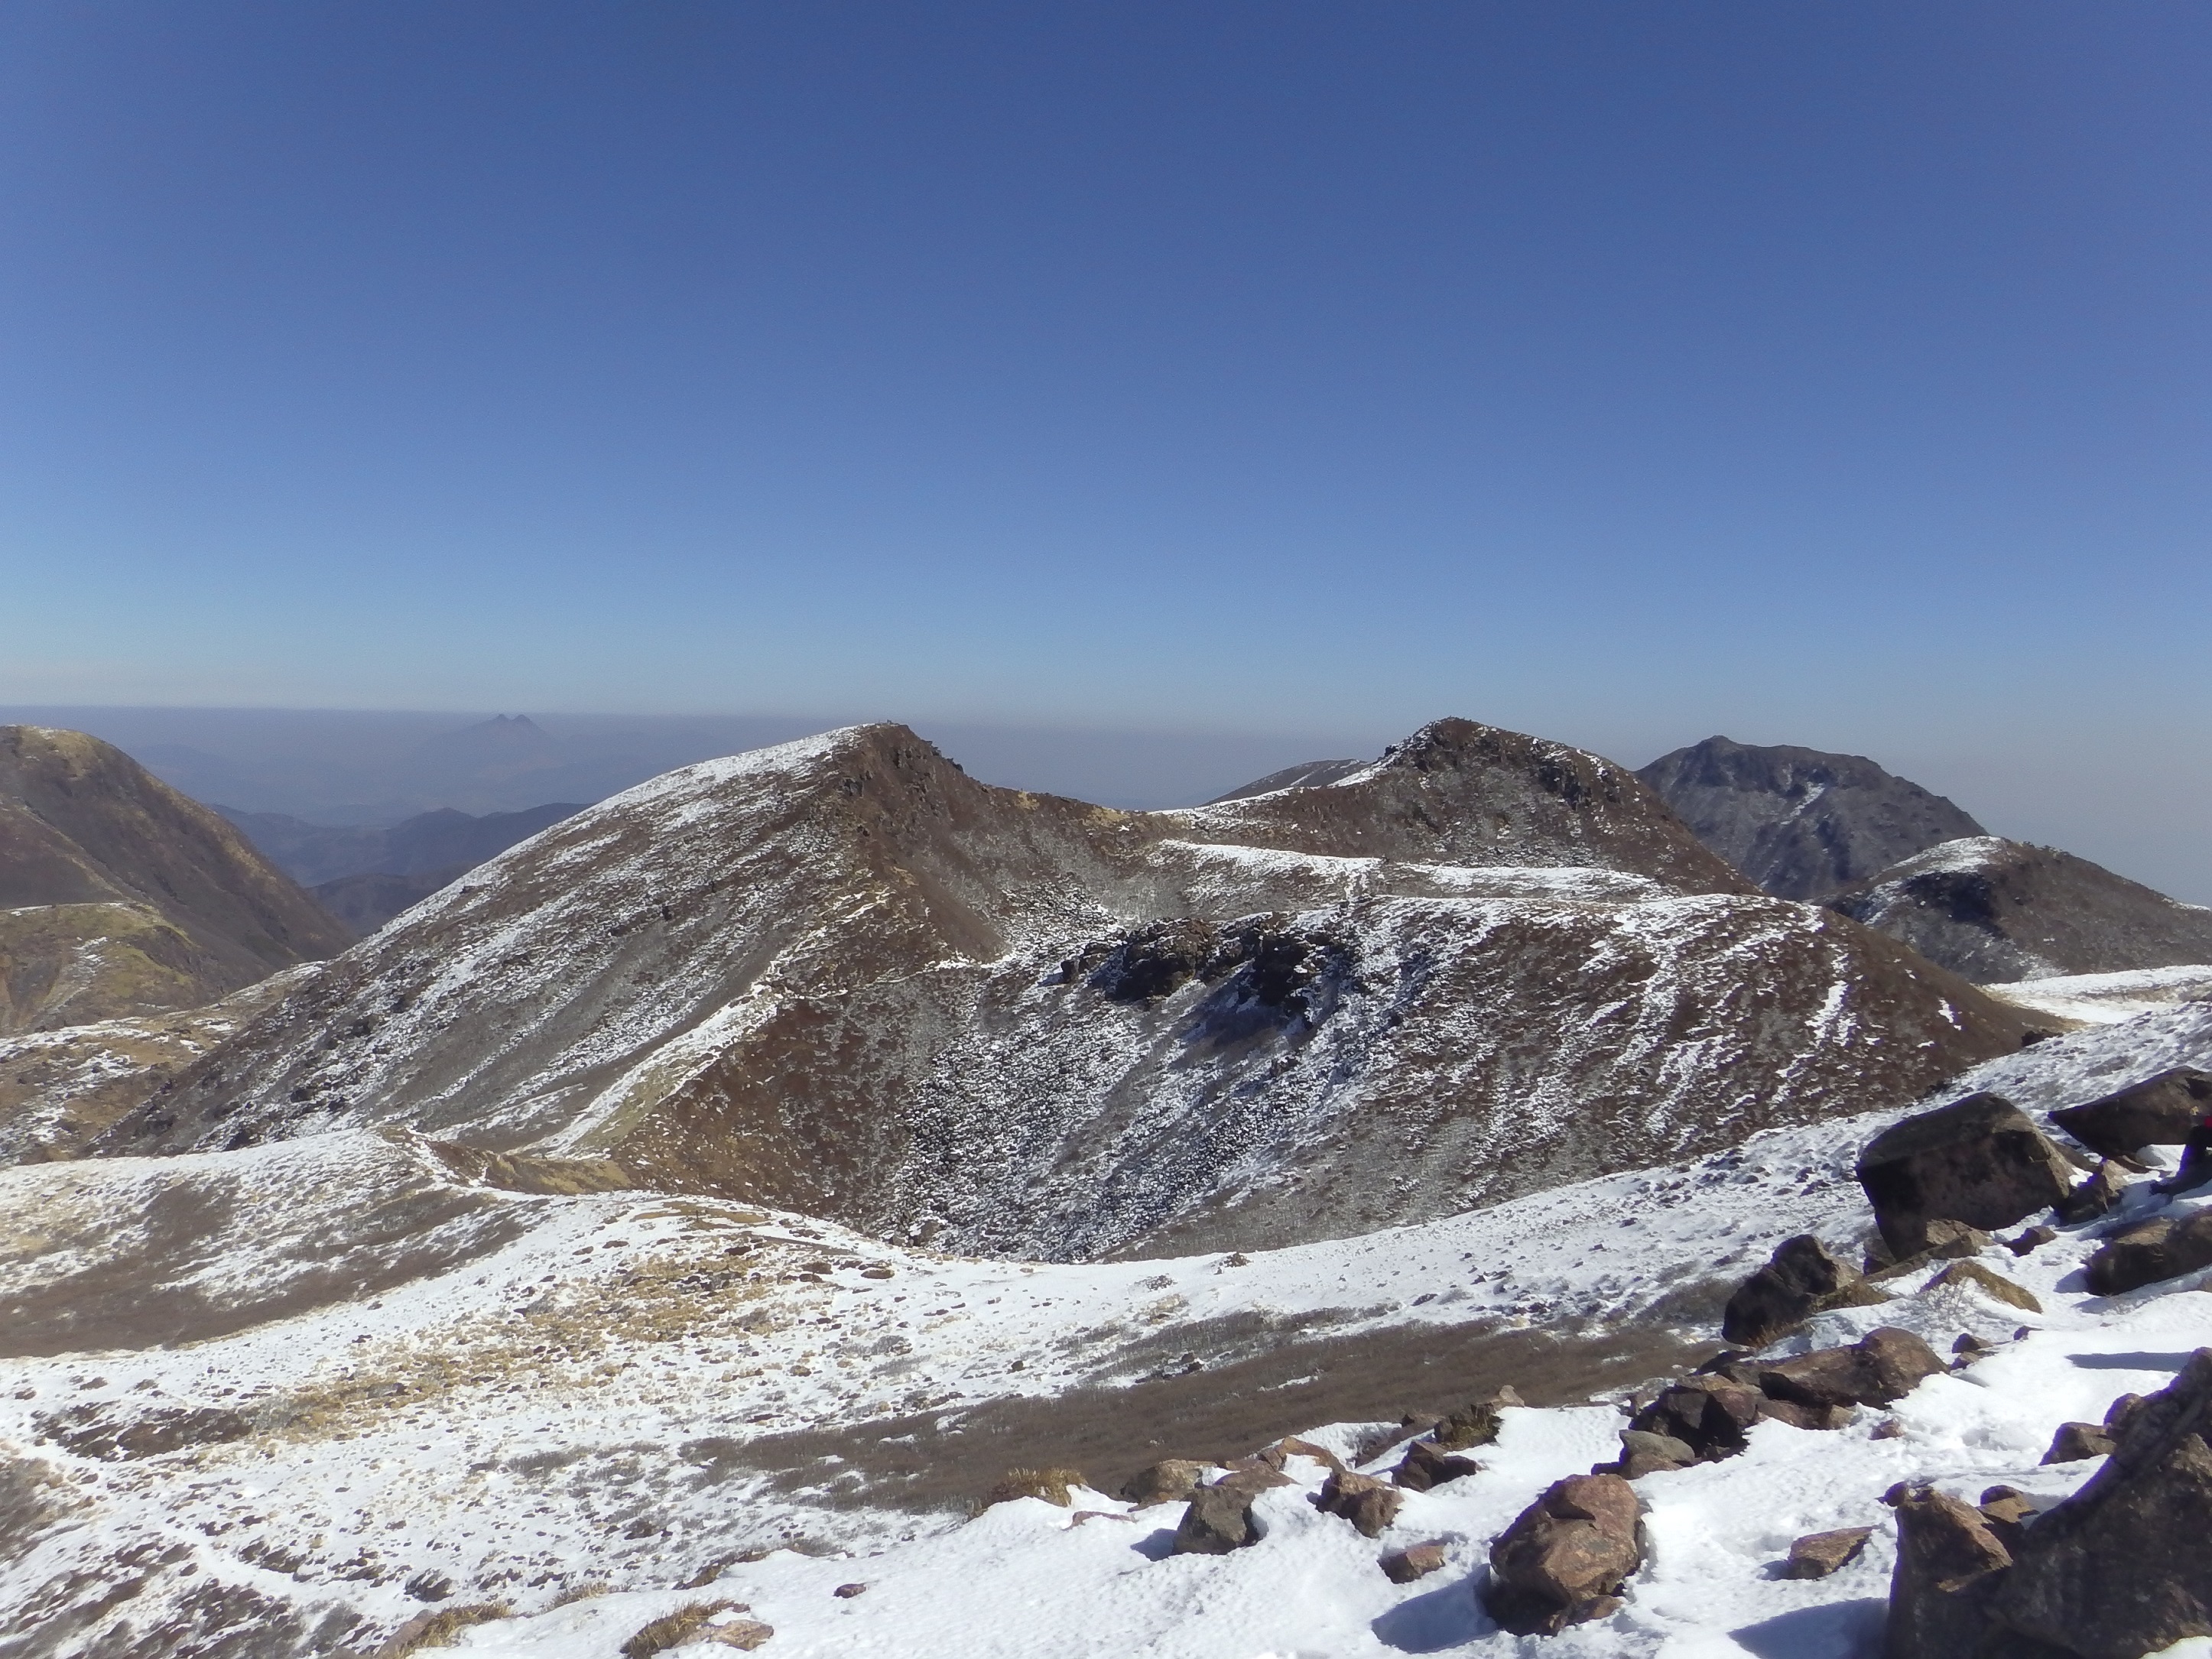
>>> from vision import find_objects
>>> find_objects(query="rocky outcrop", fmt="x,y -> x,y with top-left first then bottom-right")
1830,837 -> 2212,984
1635,735 -> 1986,901
1483,1473 -> 1645,1635
95,720 -> 2033,1261
1856,1094 -> 2077,1258
2083,1211 -> 2212,1296
1721,1234 -> 1880,1348
0,727 -> 348,1033
2054,1069 -> 2212,1158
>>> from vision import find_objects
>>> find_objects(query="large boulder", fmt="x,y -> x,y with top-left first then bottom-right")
1483,1473 -> 1645,1636
1172,1468 -> 1289,1555
1857,1093 -> 2077,1257
1988,1348 -> 2212,1657
2052,1069 -> 2212,1158
1390,1439 -> 1480,1492
2083,1210 -> 2212,1297
1755,1328 -> 1947,1411
1721,1235 -> 1879,1349
1882,1485 -> 2015,1659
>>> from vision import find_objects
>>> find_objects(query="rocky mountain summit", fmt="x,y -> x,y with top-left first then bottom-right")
96,717 -> 2030,1259
1634,735 -> 1987,901
0,726 -> 349,1033
1830,836 -> 2212,983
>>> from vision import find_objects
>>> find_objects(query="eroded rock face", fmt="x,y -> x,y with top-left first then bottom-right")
1856,1093 -> 2077,1258
1483,1473 -> 1645,1636
2083,1211 -> 2212,1297
1722,1234 -> 1869,1349
2054,1069 -> 2212,1158
1991,1349 -> 2212,1658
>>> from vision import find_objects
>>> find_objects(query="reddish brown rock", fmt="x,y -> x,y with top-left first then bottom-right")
1119,1459 -> 1207,1507
1883,1485 -> 2014,1659
2053,1068 -> 2212,1157
1755,1327 -> 1945,1412
1172,1467 -> 1290,1555
1314,1469 -> 1403,1538
1925,1259 -> 2042,1313
1483,1473 -> 1645,1636
1390,1437 -> 1480,1492
1856,1093 -> 2077,1258
2084,1211 -> 2212,1296
2041,1421 -> 2117,1464
1782,1526 -> 1873,1579
1379,1541 -> 1449,1583
1628,1378 -> 1765,1463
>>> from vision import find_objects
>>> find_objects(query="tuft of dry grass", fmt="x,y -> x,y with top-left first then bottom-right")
620,1600 -> 737,1657
983,1466 -> 1086,1508
377,1602 -> 512,1657
549,1580 -> 612,1607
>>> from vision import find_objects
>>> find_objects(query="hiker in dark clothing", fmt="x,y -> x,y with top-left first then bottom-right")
2155,1111 -> 2212,1194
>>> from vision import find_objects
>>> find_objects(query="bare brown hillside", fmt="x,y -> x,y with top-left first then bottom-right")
0,727 -> 350,1032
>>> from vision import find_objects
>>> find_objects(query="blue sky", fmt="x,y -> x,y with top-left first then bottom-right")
4,4 -> 2210,892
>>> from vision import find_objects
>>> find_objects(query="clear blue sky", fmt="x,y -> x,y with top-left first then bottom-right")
4,4 -> 2210,891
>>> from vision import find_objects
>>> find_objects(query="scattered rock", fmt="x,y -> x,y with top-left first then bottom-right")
1597,1428 -> 1697,1479
31,1404 -> 252,1462
2006,1225 -> 2058,1257
983,1467 -> 1086,1508
1379,1541 -> 1449,1583
1389,1439 -> 1480,1492
1720,1235 -> 1880,1349
2057,1159 -> 2129,1224
1254,1434 -> 1349,1476
2084,1211 -> 2212,1295
1313,1469 -> 1402,1537
831,1583 -> 866,1599
1752,1398 -> 1855,1432
1882,1485 -> 2014,1659
1856,1093 -> 2077,1258
2052,1067 -> 2212,1157
1782,1526 -> 1873,1579
1428,1388 -> 1520,1451
1483,1473 -> 1645,1636
2041,1421 -> 2117,1464
1990,1346 -> 2212,1656
1119,1459 -> 1208,1506
1869,1417 -> 1906,1440
402,1570 -> 453,1603
1627,1378 -> 1765,1462
1925,1259 -> 2042,1313
1753,1327 -> 1947,1411
1172,1469 -> 1288,1555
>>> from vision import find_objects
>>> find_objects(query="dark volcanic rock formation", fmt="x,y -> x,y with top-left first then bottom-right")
0,727 -> 349,1033
1829,836 -> 2212,984
96,719 -> 2032,1260
1635,735 -> 1986,901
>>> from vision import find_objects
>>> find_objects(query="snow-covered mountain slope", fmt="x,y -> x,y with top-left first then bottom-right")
5,1002 -> 2210,1657
1829,835 -> 2212,983
91,721 -> 2029,1258
0,966 -> 310,1163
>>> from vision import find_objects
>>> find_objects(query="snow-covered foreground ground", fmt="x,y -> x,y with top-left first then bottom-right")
4,1002 -> 2210,1656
